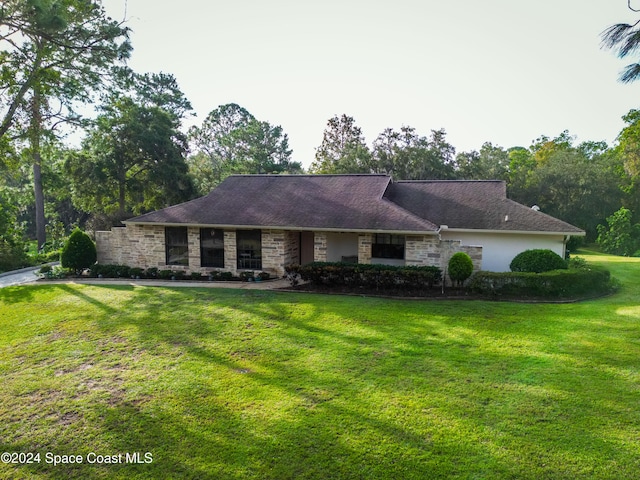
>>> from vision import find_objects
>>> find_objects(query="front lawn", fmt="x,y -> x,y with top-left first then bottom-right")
1,252 -> 639,479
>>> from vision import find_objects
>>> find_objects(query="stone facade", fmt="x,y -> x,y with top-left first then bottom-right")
187,227 -> 200,269
96,225 -> 483,282
405,235 -> 442,267
223,230 -> 237,274
313,232 -> 327,262
96,224 -> 166,268
358,233 -> 372,264
283,230 -> 300,268
261,229 -> 298,277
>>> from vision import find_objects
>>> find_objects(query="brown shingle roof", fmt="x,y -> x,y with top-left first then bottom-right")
126,175 -> 438,233
384,180 -> 584,234
126,175 -> 584,235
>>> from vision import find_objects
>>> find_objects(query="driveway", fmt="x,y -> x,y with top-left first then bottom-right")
0,266 -> 41,288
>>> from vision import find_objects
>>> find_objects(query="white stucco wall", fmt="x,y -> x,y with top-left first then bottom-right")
440,231 -> 566,272
326,232 -> 359,262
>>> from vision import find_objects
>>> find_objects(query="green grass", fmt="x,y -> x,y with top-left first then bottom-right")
1,252 -> 639,479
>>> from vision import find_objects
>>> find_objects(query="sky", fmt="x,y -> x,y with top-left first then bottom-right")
102,0 -> 640,167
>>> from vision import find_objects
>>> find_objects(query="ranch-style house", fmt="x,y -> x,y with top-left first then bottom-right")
95,174 -> 585,277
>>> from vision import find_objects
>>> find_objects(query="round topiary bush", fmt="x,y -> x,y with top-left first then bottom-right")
60,228 -> 97,275
509,249 -> 568,273
448,252 -> 474,286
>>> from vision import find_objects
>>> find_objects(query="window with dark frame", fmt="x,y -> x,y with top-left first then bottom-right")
200,228 -> 224,268
165,227 -> 189,266
236,229 -> 262,270
372,234 -> 405,260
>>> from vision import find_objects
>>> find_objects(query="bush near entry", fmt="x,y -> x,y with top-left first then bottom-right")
60,229 -> 97,275
448,252 -> 474,286
510,249 -> 567,273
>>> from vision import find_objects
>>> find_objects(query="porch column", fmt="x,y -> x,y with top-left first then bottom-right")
224,230 -> 237,275
314,232 -> 327,262
358,233 -> 372,264
187,227 -> 200,269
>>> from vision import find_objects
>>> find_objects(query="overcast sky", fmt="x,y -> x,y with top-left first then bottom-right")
102,0 -> 640,167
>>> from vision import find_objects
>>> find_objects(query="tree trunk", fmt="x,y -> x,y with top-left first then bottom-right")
33,157 -> 46,249
118,178 -> 126,220
31,88 -> 46,250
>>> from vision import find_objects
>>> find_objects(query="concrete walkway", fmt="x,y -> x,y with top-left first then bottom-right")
19,276 -> 292,290
0,263 -> 291,290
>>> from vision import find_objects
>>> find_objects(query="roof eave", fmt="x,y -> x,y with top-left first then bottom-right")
440,227 -> 586,236
122,221 -> 438,235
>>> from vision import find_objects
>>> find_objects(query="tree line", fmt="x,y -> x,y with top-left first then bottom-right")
2,0 -> 640,271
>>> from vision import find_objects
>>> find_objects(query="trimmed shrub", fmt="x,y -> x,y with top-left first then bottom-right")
448,252 -> 473,286
240,271 -> 255,282
89,264 -> 131,278
470,264 -> 613,299
60,229 -> 97,275
145,267 -> 159,279
129,267 -> 144,278
158,269 -> 174,280
293,262 -> 442,290
510,249 -> 568,273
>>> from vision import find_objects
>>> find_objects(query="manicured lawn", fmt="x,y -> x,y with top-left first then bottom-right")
1,252 -> 639,479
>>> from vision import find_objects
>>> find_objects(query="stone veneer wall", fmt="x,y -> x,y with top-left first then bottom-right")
96,225 -> 166,268
223,231 -> 237,275
187,227 -> 201,269
261,229 -> 291,277
283,230 -> 300,268
358,233 -> 372,264
314,232 -> 327,262
96,226 -> 483,283
405,234 -> 483,285
405,235 -> 442,267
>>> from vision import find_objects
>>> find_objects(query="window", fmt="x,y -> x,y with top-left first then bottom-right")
237,229 -> 262,270
372,234 -> 405,260
166,227 -> 188,265
200,228 -> 224,268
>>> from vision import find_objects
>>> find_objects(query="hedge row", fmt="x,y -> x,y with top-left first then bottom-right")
469,265 -> 613,298
88,264 -> 267,281
286,262 -> 442,289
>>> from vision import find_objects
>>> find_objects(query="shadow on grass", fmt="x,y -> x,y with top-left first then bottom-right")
4,281 -> 639,479
0,284 -> 39,304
